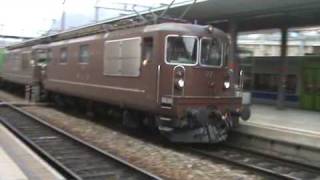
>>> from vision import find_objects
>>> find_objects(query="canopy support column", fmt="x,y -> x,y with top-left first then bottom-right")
277,27 -> 288,109
229,20 -> 239,86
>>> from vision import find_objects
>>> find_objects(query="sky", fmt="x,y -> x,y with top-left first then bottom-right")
0,0 -> 190,38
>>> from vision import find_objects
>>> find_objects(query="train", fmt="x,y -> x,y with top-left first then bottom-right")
1,21 -> 250,143
240,56 -> 320,111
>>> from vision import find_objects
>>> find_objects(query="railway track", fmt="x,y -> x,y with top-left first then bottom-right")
188,145 -> 320,180
0,103 -> 161,180
1,100 -> 320,180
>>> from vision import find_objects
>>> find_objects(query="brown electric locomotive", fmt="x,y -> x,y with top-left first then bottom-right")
3,22 -> 250,143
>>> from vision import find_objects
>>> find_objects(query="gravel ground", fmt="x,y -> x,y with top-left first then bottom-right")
0,90 -> 264,180
0,90 -> 25,102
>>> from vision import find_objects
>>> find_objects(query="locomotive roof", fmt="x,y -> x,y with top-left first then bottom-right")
6,22 -> 226,51
145,23 -> 206,33
144,23 -> 226,37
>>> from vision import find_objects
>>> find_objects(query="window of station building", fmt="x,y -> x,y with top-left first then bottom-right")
238,29 -> 281,57
79,44 -> 90,63
253,73 -> 297,94
287,26 -> 320,56
254,73 -> 279,92
286,74 -> 297,94
59,47 -> 68,63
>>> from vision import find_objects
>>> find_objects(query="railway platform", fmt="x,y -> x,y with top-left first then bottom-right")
0,123 -> 65,180
228,104 -> 320,168
238,104 -> 320,148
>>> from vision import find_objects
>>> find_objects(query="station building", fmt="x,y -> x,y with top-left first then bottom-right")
163,1 -> 320,166
167,0 -> 320,111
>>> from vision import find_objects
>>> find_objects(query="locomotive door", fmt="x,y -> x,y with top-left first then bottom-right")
157,64 -> 187,106
32,49 -> 46,82
140,37 -> 159,106
157,61 -> 174,106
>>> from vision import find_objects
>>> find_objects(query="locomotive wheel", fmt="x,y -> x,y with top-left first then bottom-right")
122,110 -> 142,129
85,101 -> 95,118
53,94 -> 67,110
229,115 -> 240,128
240,105 -> 251,121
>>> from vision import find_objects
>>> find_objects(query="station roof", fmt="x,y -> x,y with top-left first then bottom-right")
167,0 -> 320,31
7,0 -> 320,49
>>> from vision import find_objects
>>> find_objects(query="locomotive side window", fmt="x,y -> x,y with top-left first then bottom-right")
79,44 -> 90,63
142,37 -> 153,64
104,40 -> 121,75
120,38 -> 141,76
35,50 -> 48,64
47,49 -> 52,63
200,38 -> 223,67
166,36 -> 198,65
12,53 -> 22,71
59,47 -> 68,63
104,37 -> 141,77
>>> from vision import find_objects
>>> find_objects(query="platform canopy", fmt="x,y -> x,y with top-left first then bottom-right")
167,0 -> 320,31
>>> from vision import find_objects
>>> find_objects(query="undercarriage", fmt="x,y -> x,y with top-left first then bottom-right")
158,106 -> 250,143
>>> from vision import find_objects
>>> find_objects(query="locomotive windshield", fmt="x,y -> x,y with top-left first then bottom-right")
200,38 -> 223,67
166,36 -> 198,64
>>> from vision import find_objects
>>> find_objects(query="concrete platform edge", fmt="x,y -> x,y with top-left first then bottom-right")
235,122 -> 320,150
227,122 -> 320,168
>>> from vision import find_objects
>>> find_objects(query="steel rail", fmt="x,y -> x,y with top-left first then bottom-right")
187,145 -> 320,180
0,103 -> 162,180
227,129 -> 320,169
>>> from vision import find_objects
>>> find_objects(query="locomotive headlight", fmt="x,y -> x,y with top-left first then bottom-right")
224,81 -> 230,89
207,25 -> 214,32
175,78 -> 185,89
30,59 -> 35,66
173,67 -> 185,93
178,79 -> 184,88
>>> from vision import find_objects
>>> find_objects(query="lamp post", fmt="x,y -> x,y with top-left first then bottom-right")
95,0 -> 100,22
61,0 -> 66,31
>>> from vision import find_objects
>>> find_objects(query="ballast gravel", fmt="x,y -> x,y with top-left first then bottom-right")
0,90 -> 265,179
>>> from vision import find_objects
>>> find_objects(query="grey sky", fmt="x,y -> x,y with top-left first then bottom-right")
0,0 -> 192,37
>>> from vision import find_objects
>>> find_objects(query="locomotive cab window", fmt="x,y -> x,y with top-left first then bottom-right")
35,49 -> 48,64
79,44 -> 90,63
142,37 -> 153,65
166,36 -> 198,65
200,38 -> 223,67
59,47 -> 68,63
